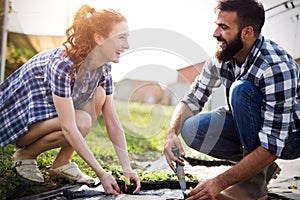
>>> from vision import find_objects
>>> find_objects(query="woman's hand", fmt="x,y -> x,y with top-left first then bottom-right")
99,172 -> 121,195
123,170 -> 141,194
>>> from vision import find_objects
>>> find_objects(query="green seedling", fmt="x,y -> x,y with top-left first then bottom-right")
288,179 -> 298,189
288,184 -> 298,189
120,175 -> 131,185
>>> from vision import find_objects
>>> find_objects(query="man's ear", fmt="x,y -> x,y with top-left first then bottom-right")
242,26 -> 254,39
94,33 -> 104,45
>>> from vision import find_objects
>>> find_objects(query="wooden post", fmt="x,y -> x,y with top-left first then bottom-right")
1,0 -> 9,82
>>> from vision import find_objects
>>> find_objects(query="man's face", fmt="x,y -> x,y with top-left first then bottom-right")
213,10 -> 244,62
215,30 -> 243,62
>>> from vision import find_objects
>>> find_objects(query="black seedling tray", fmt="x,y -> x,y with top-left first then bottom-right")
183,156 -> 234,167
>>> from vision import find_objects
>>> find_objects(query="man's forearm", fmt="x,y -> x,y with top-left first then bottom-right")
167,102 -> 193,135
215,146 -> 278,190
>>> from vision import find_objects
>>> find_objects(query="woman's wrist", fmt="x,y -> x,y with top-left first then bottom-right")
95,168 -> 107,179
122,165 -> 134,173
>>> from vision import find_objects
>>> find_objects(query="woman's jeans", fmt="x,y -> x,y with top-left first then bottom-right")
181,80 -> 300,160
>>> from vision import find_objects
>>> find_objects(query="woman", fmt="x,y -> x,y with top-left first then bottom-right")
0,5 -> 140,194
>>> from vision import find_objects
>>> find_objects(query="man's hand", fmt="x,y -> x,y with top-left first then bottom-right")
186,178 -> 223,200
187,146 -> 278,199
163,132 -> 185,172
163,103 -> 193,171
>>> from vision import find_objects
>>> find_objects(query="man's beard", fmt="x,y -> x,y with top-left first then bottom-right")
215,31 -> 243,62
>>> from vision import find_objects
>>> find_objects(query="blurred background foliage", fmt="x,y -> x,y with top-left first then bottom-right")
0,0 -> 35,79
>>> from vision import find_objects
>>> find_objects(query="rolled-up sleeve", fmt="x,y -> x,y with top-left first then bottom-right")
182,58 -> 222,114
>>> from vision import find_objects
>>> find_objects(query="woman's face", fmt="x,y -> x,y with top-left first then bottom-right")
99,21 -> 130,63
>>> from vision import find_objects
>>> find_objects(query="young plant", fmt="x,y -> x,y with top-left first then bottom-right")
119,175 -> 131,185
118,175 -> 137,194
288,180 -> 298,189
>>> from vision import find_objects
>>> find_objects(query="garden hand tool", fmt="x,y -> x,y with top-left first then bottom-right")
172,147 -> 187,197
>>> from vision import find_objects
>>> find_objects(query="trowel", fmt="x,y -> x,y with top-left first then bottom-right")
172,147 -> 187,198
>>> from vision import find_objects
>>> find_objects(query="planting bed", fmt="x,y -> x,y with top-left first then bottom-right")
117,180 -> 198,194
183,156 -> 234,167
4,156 -> 299,199
12,182 -> 295,200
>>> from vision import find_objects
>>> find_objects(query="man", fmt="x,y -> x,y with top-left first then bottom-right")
163,0 -> 300,199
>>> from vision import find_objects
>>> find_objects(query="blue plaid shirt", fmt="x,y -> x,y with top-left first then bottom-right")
0,47 -> 113,147
182,35 -> 300,157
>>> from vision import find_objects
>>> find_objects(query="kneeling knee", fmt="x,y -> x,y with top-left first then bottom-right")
76,110 -> 92,137
229,80 -> 261,109
181,119 -> 196,147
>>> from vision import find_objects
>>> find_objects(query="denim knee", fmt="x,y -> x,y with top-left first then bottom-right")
181,117 -> 198,147
229,80 -> 262,110
229,80 -> 262,151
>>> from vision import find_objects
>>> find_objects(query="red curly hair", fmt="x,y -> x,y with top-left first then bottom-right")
63,5 -> 127,75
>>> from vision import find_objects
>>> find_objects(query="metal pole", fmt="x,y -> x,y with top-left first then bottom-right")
1,0 -> 9,82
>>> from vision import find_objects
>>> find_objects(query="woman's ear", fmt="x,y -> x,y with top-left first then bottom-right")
94,33 -> 104,45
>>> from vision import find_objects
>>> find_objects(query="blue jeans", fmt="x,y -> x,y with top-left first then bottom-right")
181,80 -> 300,160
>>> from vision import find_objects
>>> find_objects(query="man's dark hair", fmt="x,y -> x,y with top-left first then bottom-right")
215,0 -> 265,36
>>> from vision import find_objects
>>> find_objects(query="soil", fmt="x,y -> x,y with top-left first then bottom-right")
3,180 -> 64,199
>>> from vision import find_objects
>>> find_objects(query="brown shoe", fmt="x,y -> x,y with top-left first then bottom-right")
218,186 -> 268,200
218,184 -> 269,200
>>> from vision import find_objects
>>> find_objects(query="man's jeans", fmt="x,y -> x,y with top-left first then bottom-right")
181,80 -> 300,160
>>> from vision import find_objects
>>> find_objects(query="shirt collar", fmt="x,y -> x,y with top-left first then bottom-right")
241,34 -> 264,69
